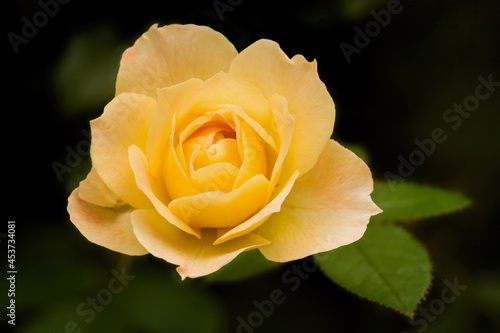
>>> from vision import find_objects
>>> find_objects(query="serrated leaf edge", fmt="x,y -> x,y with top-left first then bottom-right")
314,226 -> 434,317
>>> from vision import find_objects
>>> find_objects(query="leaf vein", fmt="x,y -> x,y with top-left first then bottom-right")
352,243 -> 406,307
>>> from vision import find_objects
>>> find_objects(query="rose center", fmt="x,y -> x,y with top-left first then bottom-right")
164,109 -> 272,228
184,124 -> 241,171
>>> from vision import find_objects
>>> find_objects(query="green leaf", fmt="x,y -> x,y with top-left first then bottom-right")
372,180 -> 471,223
204,249 -> 281,283
315,223 -> 432,316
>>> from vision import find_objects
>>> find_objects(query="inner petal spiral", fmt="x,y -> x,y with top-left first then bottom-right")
163,106 -> 275,228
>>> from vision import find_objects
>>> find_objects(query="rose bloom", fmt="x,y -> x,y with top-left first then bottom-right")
67,24 -> 381,279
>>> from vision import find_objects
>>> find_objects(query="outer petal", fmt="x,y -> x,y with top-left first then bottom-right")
116,24 -> 238,98
78,167 -> 121,207
229,40 -> 335,177
131,209 -> 270,279
67,188 -> 148,256
255,140 -> 381,262
90,93 -> 156,209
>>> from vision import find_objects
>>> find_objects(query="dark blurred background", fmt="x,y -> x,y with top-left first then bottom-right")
4,0 -> 500,332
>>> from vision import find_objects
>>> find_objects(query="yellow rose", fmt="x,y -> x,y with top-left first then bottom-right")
67,24 -> 381,279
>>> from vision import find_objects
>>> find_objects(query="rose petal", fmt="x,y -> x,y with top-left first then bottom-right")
213,170 -> 299,245
179,110 -> 235,145
78,167 -> 121,207
233,120 -> 268,189
229,40 -> 335,177
146,78 -> 204,180
67,188 -> 148,255
194,105 -> 278,152
176,72 -> 274,132
211,95 -> 296,245
116,24 -> 237,98
131,209 -> 270,279
164,117 -> 198,200
255,140 -> 382,262
90,93 -> 156,208
193,139 -> 240,170
266,94 -> 294,201
128,145 -> 201,238
190,162 -> 240,193
168,174 -> 270,228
